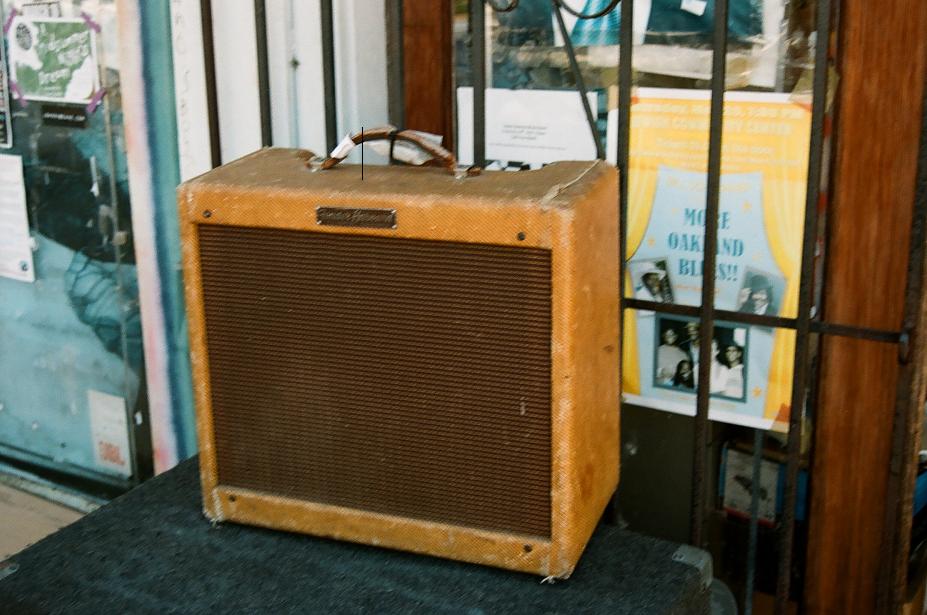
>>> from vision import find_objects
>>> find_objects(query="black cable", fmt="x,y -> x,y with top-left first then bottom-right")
487,0 -> 520,12
553,0 -> 621,20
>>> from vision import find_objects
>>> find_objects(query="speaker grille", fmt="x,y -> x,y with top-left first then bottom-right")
198,225 -> 552,537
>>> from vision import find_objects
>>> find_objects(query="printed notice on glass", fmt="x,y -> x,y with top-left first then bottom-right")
456,87 -> 598,167
611,88 -> 812,433
0,154 -> 34,282
88,389 -> 132,477
6,17 -> 99,104
0,34 -> 12,148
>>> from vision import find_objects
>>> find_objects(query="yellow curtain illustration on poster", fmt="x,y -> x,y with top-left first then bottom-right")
622,88 -> 810,433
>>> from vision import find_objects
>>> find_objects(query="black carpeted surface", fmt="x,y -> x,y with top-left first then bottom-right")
0,458 -> 709,614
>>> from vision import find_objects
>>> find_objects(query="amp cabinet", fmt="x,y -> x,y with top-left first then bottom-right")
178,143 -> 619,578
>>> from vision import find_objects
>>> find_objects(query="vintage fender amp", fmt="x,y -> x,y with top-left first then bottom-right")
178,130 -> 620,578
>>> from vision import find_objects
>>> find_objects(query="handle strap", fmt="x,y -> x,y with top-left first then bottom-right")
320,126 -> 457,173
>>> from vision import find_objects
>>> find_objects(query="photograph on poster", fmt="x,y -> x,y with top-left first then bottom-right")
737,267 -> 784,317
629,257 -> 675,304
653,315 -> 749,402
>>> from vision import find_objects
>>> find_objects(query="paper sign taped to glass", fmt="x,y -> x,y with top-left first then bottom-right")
614,88 -> 811,432
0,154 -> 35,282
6,16 -> 99,104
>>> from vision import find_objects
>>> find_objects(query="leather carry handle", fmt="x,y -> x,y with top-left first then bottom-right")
320,126 -> 458,173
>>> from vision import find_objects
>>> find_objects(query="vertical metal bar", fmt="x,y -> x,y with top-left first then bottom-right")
775,0 -> 831,611
552,6 -> 604,160
320,0 -> 338,153
617,0 -> 634,395
285,0 -> 300,147
386,0 -> 406,130
254,0 -> 272,147
613,0 -> 634,522
690,0 -> 729,549
744,430 -> 764,615
200,0 -> 222,168
469,0 -> 486,166
878,57 -> 927,614
617,0 -> 633,193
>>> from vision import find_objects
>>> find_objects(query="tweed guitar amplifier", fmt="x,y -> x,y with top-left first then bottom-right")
178,129 -> 620,578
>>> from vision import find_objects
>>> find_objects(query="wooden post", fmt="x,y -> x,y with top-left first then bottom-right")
401,0 -> 454,150
806,0 -> 927,612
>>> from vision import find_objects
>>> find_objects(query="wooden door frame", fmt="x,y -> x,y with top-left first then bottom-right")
807,0 -> 927,612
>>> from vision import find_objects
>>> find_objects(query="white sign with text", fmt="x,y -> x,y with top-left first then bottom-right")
0,154 -> 35,282
457,87 -> 598,167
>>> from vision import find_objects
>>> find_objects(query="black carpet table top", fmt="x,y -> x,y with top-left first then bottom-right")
0,458 -> 709,614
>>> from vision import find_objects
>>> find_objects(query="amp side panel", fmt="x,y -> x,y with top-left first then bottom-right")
177,186 -> 223,520
561,164 -> 621,569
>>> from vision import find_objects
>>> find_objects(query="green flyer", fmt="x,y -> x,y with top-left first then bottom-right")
7,17 -> 98,104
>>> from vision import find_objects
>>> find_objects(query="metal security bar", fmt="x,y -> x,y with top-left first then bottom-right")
320,0 -> 338,153
254,0 -> 272,147
691,0 -> 729,550
624,298 -> 903,343
778,0 -> 831,606
469,0 -> 487,166
200,0 -> 222,168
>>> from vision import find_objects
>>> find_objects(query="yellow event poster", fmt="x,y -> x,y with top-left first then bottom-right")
621,88 -> 811,432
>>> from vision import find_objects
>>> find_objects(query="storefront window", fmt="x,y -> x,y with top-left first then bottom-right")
0,0 -> 145,486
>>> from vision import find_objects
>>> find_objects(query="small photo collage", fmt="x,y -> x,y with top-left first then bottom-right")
653,315 -> 749,402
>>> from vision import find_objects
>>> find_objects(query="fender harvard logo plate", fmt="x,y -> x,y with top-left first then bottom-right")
316,207 -> 396,229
